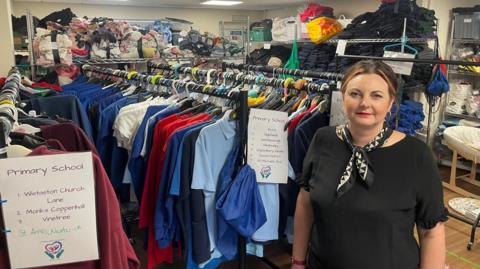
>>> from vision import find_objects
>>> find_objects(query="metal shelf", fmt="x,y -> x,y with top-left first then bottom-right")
73,58 -> 151,65
249,39 -> 311,45
326,37 -> 435,44
249,38 -> 435,46
448,70 -> 480,77
445,112 -> 480,122
452,38 -> 480,43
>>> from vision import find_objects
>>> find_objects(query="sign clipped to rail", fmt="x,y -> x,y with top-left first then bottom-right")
0,152 -> 98,269
248,108 -> 288,184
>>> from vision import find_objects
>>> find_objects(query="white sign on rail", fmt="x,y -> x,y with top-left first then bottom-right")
0,152 -> 98,269
248,108 -> 288,184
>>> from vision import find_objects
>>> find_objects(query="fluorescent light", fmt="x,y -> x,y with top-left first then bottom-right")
201,0 -> 243,6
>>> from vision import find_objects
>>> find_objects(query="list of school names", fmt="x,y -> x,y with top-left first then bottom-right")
249,127 -> 285,165
3,161 -> 91,238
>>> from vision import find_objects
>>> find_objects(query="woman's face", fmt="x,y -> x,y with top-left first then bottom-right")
343,73 -> 394,130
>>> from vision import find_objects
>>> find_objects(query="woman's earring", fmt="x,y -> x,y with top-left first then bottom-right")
385,111 -> 393,127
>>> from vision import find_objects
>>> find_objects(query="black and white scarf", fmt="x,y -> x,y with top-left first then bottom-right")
336,124 -> 393,197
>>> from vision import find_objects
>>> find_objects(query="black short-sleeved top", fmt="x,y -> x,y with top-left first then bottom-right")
297,126 -> 448,269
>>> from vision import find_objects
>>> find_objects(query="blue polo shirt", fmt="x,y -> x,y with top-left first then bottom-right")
191,112 -> 237,253
127,105 -> 177,201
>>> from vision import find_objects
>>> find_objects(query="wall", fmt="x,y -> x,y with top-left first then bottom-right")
1,0 -> 15,75
12,2 -> 265,35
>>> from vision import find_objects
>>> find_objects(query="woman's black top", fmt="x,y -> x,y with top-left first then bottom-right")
297,126 -> 448,269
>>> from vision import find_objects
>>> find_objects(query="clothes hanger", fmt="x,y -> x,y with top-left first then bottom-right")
6,144 -> 32,158
383,18 -> 418,55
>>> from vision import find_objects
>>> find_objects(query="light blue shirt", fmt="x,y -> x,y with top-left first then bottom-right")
252,183 -> 279,242
191,111 -> 237,252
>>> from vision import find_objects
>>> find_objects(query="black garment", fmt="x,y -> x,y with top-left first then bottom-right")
175,127 -> 211,263
298,127 -> 447,269
293,111 -> 329,174
37,8 -> 76,28
18,116 -> 59,128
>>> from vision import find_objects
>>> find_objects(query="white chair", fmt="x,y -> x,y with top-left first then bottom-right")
443,126 -> 480,250
443,126 -> 480,198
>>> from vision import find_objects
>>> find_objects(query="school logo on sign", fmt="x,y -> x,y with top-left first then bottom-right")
44,241 -> 64,259
260,166 -> 272,180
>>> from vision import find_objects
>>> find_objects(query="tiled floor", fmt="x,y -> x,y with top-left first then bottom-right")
131,165 -> 480,269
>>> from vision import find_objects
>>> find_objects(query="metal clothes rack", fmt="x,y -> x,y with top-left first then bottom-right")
0,68 -> 22,159
83,64 -> 259,269
336,54 -> 480,66
0,68 -> 22,269
221,62 -> 344,80
325,37 -> 436,44
147,62 -> 341,92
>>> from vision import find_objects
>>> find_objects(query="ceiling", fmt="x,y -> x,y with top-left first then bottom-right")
13,0 -> 311,10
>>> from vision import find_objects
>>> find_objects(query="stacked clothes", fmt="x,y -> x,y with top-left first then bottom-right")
388,100 -> 425,135
298,43 -> 335,72
446,81 -> 472,115
247,46 -> 292,66
141,30 -> 167,58
147,20 -> 173,44
37,8 -> 76,29
299,3 -> 334,22
336,0 -> 436,39
120,29 -> 143,59
33,28 -> 73,66
68,17 -> 91,60
466,89 -> 480,118
90,29 -> 122,59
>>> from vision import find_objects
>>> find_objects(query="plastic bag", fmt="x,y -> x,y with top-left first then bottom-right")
337,15 -> 352,28
306,17 -> 342,44
299,3 -> 334,22
272,17 -> 297,42
426,67 -> 449,97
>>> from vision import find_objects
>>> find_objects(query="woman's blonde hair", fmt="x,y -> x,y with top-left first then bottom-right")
340,60 -> 398,100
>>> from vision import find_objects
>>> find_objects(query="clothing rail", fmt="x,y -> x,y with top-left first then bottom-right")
83,64 -> 240,100
221,62 -> 344,80
336,54 -> 480,66
82,63 -> 258,269
0,67 -> 22,159
325,37 -> 436,44
147,62 -> 334,93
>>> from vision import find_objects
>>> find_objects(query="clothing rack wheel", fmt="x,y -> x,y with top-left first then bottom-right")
468,212 -> 480,250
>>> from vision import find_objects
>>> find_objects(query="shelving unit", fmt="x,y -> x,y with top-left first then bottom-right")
444,17 -> 480,124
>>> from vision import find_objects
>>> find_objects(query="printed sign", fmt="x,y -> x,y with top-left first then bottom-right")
335,40 -> 347,56
0,152 -> 98,269
383,51 -> 416,75
248,108 -> 288,184
329,90 -> 347,126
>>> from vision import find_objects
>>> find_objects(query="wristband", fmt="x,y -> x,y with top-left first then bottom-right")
291,257 -> 306,266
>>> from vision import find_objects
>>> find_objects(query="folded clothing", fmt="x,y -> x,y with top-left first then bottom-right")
32,82 -> 63,92
336,0 -> 436,39
33,28 -> 73,66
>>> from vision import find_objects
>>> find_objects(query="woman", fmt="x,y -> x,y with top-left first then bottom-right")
292,60 -> 447,269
